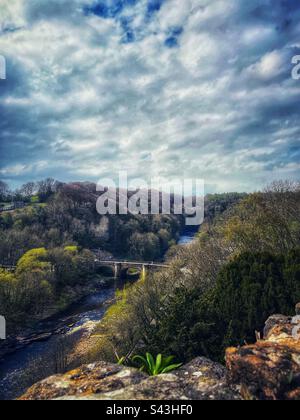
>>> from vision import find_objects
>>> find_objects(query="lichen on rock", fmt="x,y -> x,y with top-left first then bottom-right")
20,357 -> 240,401
226,305 -> 300,400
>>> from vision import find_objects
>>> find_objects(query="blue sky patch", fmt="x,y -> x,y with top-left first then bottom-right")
165,27 -> 183,48
120,16 -> 136,43
85,0 -> 138,19
147,0 -> 165,16
165,36 -> 178,48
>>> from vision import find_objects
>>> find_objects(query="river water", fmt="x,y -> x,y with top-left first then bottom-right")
178,227 -> 198,245
0,285 -> 116,400
0,231 -> 197,400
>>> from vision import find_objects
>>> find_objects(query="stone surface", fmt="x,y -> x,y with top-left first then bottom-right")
226,309 -> 300,400
87,358 -> 241,401
263,314 -> 292,340
20,362 -> 147,401
20,357 -> 240,401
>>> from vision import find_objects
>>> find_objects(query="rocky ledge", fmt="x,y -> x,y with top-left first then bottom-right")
20,306 -> 300,401
226,308 -> 300,400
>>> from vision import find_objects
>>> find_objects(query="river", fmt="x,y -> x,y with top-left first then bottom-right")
0,284 -> 117,400
0,231 -> 197,400
178,226 -> 199,245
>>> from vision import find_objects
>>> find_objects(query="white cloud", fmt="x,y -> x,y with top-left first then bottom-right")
0,0 -> 300,192
246,50 -> 287,80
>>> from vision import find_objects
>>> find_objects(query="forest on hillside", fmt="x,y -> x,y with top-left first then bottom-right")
0,178 -> 244,335
0,179 -> 183,264
89,181 -> 300,365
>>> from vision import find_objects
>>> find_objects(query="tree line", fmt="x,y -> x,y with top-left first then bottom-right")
0,180 -> 184,264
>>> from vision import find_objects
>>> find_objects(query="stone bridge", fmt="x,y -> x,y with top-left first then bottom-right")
0,260 -> 171,279
95,259 -> 171,279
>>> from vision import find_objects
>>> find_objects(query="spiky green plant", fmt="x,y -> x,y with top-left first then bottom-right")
116,356 -> 126,366
132,353 -> 182,376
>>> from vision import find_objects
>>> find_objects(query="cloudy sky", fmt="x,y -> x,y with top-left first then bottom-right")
0,0 -> 300,192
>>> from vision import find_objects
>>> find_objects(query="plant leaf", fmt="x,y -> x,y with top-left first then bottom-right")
146,353 -> 155,374
132,355 -> 147,368
155,354 -> 162,375
117,356 -> 126,366
161,356 -> 175,370
161,363 -> 183,374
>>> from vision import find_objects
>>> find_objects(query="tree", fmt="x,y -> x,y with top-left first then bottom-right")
129,232 -> 160,261
220,182 -> 300,255
37,178 -> 59,202
20,182 -> 36,200
0,180 -> 9,202
0,269 -> 18,319
48,246 -> 95,288
209,250 -> 300,356
16,248 -> 51,275
15,248 -> 54,315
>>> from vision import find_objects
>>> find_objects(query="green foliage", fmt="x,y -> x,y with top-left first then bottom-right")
91,248 -> 300,366
0,182 -> 183,264
132,353 -> 182,376
212,250 -> 300,346
116,356 -> 126,366
0,246 -> 96,332
2,181 -> 300,371
129,232 -> 161,261
148,250 -> 300,362
219,187 -> 300,255
64,246 -> 79,254
30,195 -> 39,204
16,248 -> 51,275
88,184 -> 300,368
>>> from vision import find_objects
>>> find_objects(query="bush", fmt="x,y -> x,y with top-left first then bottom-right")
212,251 -> 300,346
90,249 -> 300,365
151,250 -> 300,362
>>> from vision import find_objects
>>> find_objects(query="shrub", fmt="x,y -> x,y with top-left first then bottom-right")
153,250 -> 300,362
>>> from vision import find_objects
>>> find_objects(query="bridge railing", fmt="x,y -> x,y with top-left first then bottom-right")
95,259 -> 171,268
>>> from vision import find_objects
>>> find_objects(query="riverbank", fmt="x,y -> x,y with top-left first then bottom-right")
0,283 -> 117,400
0,275 -> 113,361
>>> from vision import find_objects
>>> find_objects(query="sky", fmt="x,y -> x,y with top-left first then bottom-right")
0,0 -> 300,193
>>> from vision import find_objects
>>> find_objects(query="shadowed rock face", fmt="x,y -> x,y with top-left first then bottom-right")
226,306 -> 300,401
20,306 -> 300,401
